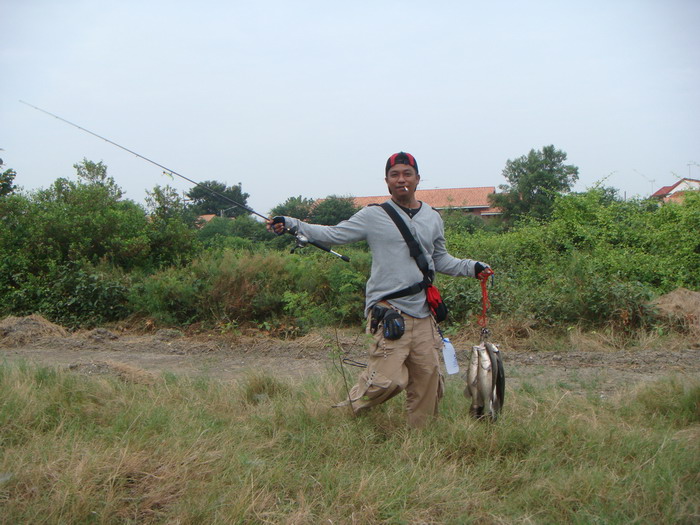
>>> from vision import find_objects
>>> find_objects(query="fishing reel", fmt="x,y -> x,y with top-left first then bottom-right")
271,218 -> 308,253
288,226 -> 309,254
271,216 -> 350,262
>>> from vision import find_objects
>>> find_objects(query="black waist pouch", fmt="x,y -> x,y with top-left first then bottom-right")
370,305 -> 405,340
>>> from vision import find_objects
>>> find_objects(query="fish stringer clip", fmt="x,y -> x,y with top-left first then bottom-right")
477,267 -> 495,341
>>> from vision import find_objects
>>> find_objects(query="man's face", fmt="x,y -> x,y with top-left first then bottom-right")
385,164 -> 420,196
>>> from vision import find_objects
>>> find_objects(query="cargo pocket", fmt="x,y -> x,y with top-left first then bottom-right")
368,330 -> 400,359
351,368 -> 397,404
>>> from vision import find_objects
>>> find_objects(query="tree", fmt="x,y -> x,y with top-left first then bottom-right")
0,169 -> 16,197
146,185 -> 199,267
308,195 -> 361,225
489,145 -> 579,223
73,158 -> 122,200
269,195 -> 315,221
146,184 -> 193,222
11,161 -> 152,270
186,180 -> 250,218
441,208 -> 494,234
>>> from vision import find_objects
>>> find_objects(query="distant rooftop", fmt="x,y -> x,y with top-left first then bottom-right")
651,178 -> 700,201
353,187 -> 501,216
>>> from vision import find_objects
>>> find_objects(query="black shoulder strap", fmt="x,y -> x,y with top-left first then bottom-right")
376,202 -> 431,302
379,202 -> 434,286
380,202 -> 425,265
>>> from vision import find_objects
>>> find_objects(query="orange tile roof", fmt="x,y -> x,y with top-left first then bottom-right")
353,187 -> 500,214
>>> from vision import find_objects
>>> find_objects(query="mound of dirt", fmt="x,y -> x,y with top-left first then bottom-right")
68,360 -> 157,384
653,288 -> 700,333
0,314 -> 69,347
86,328 -> 119,342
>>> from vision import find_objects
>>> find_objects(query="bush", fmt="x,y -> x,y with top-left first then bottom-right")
3,174 -> 698,332
441,190 -> 700,330
128,266 -> 203,325
128,248 -> 370,330
0,261 -> 131,328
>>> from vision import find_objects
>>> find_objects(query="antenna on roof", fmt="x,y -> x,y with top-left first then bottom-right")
633,169 -> 655,195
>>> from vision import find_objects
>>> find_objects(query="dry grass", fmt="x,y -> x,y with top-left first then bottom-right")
450,316 -> 700,354
0,314 -> 69,347
654,287 -> 700,336
1,361 -> 698,523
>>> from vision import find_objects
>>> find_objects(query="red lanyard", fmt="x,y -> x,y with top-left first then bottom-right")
477,268 -> 495,328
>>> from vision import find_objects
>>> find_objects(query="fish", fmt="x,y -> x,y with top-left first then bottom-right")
477,344 -> 494,418
464,345 -> 481,417
484,342 -> 505,418
464,341 -> 505,421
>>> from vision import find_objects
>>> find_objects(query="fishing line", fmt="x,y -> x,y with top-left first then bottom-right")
19,100 -> 266,219
20,100 -> 349,261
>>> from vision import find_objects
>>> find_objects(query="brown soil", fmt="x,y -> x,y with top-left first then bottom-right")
1,303 -> 699,398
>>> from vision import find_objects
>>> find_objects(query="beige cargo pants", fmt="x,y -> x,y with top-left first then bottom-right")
339,312 -> 445,428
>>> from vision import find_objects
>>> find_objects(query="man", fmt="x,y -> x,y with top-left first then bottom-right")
268,152 -> 490,427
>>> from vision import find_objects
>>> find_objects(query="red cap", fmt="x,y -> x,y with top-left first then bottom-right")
385,152 -> 418,174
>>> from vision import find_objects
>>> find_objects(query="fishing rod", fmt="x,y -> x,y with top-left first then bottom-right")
20,100 -> 349,262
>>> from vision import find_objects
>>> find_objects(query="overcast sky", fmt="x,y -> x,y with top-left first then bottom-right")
2,1 -> 699,215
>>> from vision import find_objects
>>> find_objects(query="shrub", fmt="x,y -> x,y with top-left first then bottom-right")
441,190 -> 699,330
128,248 -> 370,330
0,261 -> 131,328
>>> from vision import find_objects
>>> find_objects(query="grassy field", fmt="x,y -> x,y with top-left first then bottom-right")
1,361 -> 698,524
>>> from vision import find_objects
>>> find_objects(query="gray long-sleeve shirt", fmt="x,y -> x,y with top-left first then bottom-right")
283,199 -> 480,318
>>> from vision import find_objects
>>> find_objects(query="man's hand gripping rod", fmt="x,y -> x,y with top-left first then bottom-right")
20,100 -> 349,263
271,217 -> 349,262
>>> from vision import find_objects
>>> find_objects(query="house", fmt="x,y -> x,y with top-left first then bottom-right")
352,187 -> 501,217
651,178 -> 700,203
197,214 -> 218,224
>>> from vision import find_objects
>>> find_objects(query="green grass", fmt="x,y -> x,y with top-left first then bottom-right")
0,362 -> 698,524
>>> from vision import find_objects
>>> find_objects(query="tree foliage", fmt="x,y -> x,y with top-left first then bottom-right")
308,195 -> 360,225
3,155 -> 699,333
146,185 -> 199,267
1,169 -> 16,197
196,215 -> 270,250
269,195 -> 315,221
441,209 -> 503,234
74,158 -> 112,184
444,188 -> 700,328
0,160 -> 200,325
489,145 -> 579,223
24,164 -> 150,269
186,180 -> 250,217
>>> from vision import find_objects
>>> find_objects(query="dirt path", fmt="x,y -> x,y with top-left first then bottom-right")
2,320 -> 698,398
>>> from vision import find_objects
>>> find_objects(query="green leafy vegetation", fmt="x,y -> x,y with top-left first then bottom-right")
307,194 -> 362,225
0,168 -> 16,197
1,158 -> 698,334
440,189 -> 700,331
270,195 -> 316,221
185,179 -> 251,217
489,144 -> 579,224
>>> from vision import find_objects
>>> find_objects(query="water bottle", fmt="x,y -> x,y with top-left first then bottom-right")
442,337 -> 460,375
